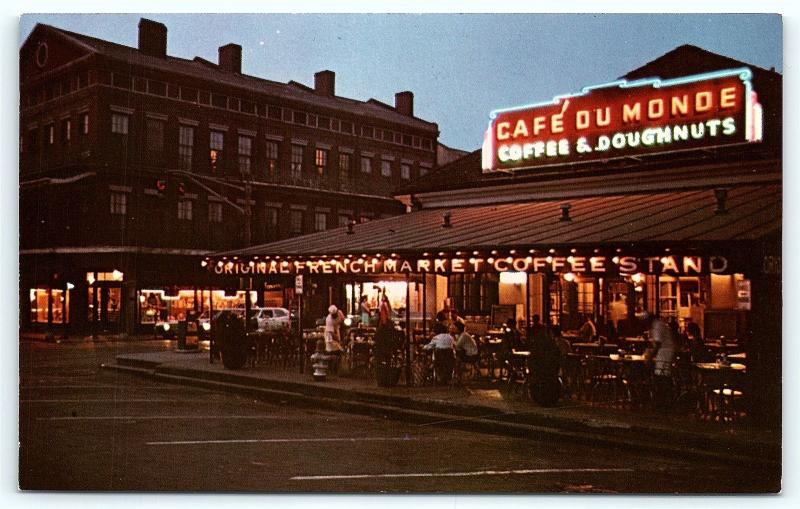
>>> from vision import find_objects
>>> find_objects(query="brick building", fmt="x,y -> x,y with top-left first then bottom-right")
20,18 -> 440,335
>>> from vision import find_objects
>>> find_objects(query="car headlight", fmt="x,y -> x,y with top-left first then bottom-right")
202,322 -> 211,331
162,323 -> 170,331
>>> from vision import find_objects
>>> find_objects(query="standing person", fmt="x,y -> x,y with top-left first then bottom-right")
645,312 -> 676,411
324,305 -> 345,372
378,292 -> 392,328
359,295 -> 372,327
578,314 -> 597,341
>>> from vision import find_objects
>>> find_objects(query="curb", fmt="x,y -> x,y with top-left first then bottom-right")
101,360 -> 779,469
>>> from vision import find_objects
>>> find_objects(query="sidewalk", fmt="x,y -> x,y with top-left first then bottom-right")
20,331 -> 167,343
104,349 -> 781,468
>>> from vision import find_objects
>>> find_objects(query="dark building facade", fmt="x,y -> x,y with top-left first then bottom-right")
20,18 -> 440,335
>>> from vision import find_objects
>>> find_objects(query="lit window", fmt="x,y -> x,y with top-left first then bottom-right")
381,160 -> 392,177
290,145 -> 304,181
110,192 -> 127,215
400,163 -> 411,180
315,148 -> 328,176
208,202 -> 222,223
111,113 -> 129,135
266,141 -> 279,177
238,136 -> 253,174
209,131 -> 224,173
178,200 -> 193,220
179,125 -> 194,170
361,156 -> 372,174
289,209 -> 303,235
314,212 -> 327,232
46,124 -> 55,145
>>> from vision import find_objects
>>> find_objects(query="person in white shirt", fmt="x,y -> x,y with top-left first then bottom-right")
455,321 -> 479,360
424,323 -> 455,384
324,305 -> 344,353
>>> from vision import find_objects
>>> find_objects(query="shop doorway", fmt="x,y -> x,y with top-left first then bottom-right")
88,285 -> 122,333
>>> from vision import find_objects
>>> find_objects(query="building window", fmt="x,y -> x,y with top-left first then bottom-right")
381,160 -> 392,177
265,140 -> 279,177
46,124 -> 55,145
400,163 -> 411,180
289,209 -> 304,235
315,148 -> 328,176
361,156 -> 372,174
110,192 -> 127,215
338,214 -> 351,228
145,118 -> 164,157
178,200 -> 193,221
79,112 -> 89,135
238,136 -> 253,174
292,111 -> 307,125
265,206 -> 279,238
179,125 -> 194,170
209,131 -> 224,173
208,202 -> 223,223
61,119 -> 71,143
290,145 -> 304,181
359,214 -> 372,223
29,288 -> 69,324
420,167 -> 429,177
314,212 -> 327,232
111,113 -> 129,135
338,153 -> 351,181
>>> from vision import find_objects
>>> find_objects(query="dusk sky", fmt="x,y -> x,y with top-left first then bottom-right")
18,13 -> 783,152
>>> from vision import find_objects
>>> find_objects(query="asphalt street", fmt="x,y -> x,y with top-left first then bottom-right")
19,340 -> 780,493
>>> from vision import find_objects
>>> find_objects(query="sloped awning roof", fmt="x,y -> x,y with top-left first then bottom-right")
212,185 -> 781,258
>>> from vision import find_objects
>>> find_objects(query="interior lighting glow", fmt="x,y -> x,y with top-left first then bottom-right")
499,272 -> 527,285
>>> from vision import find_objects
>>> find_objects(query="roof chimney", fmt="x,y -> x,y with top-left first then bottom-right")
559,203 -> 572,222
138,18 -> 167,58
395,91 -> 414,116
218,43 -> 242,73
314,70 -> 335,97
714,188 -> 729,214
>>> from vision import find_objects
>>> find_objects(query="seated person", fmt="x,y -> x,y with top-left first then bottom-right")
424,323 -> 456,384
455,321 -> 479,363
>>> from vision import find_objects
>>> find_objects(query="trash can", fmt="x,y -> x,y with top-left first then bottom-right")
218,312 -> 248,370
176,319 -> 187,350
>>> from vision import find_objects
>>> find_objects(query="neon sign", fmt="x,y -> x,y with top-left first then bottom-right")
482,68 -> 763,172
208,255 -> 730,277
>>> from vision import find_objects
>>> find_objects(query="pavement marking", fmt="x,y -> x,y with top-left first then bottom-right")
148,437 -> 423,446
39,415 -> 306,421
291,468 -> 634,481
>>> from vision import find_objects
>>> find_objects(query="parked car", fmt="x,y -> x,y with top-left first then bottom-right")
251,307 -> 291,332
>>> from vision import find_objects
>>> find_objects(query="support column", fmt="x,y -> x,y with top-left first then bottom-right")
405,274 -> 412,387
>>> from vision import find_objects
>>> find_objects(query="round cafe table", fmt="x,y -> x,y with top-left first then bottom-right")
694,362 -> 746,421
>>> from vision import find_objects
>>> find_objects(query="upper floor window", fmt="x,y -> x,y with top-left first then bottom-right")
46,124 -> 55,145
315,148 -> 328,176
265,140 -> 279,177
111,113 -> 129,135
338,153 -> 351,181
238,136 -> 253,174
26,129 -> 37,153
400,163 -> 411,180
289,209 -> 304,235
338,214 -> 351,228
79,112 -> 89,135
61,119 -> 71,144
110,193 -> 127,215
419,167 -> 429,177
381,160 -> 392,177
179,125 -> 194,171
208,202 -> 223,223
145,118 -> 164,157
360,156 -> 372,174
265,206 -> 279,239
209,131 -> 224,173
314,212 -> 327,232
290,145 -> 304,181
178,200 -> 193,221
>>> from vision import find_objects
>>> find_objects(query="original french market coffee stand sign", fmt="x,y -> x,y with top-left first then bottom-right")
206,254 -> 732,277
481,68 -> 763,172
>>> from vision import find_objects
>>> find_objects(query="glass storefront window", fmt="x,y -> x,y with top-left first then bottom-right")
139,289 -> 258,324
29,288 -> 69,324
